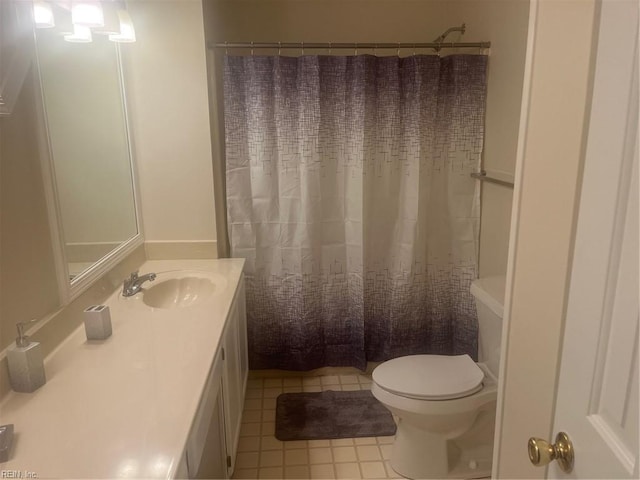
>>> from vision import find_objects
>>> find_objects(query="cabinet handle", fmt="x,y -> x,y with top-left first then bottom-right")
222,348 -> 225,361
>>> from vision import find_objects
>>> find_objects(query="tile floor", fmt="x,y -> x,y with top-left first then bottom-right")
232,374 -> 402,479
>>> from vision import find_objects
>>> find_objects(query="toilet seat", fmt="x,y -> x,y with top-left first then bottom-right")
372,354 -> 484,400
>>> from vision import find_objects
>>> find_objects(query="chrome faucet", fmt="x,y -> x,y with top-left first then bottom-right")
122,271 -> 157,297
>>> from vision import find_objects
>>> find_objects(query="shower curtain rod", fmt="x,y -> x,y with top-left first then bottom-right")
212,24 -> 490,53
211,41 -> 491,52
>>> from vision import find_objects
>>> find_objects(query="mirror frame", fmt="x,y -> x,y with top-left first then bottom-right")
35,39 -> 144,304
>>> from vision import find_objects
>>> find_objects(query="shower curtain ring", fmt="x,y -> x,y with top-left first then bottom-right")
302,41 -> 305,56
329,42 -> 332,55
355,42 -> 358,56
278,41 -> 282,56
251,41 -> 254,56
397,42 -> 401,57
373,43 -> 377,56
413,43 -> 417,56
225,41 -> 228,55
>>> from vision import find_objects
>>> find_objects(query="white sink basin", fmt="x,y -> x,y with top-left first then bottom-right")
141,274 -> 225,309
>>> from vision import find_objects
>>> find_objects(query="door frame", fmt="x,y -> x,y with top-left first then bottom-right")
492,0 -> 601,477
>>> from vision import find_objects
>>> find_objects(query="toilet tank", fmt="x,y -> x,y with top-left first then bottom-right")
470,275 -> 506,378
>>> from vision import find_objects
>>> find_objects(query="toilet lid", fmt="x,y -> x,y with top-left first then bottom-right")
372,354 -> 484,400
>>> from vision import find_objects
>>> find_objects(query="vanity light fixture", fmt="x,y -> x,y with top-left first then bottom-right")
92,1 -> 121,35
34,2 -> 55,28
108,9 -> 136,43
52,5 -> 74,36
64,24 -> 93,43
35,1 -> 136,43
71,1 -> 104,28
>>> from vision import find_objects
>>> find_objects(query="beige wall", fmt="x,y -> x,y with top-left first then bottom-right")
205,0 -> 457,43
0,67 -> 60,353
203,0 -> 528,275
124,0 -> 217,252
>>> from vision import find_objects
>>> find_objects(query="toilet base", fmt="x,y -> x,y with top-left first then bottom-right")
391,420 -> 449,478
389,409 -> 495,479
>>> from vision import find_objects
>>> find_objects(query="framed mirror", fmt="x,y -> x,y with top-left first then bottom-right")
34,8 -> 142,300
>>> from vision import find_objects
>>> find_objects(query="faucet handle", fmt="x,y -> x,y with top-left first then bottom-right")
123,271 -> 139,292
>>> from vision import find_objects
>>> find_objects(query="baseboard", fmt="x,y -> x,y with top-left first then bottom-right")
144,241 -> 218,260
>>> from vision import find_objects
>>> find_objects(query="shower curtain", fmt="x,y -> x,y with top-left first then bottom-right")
224,54 -> 487,371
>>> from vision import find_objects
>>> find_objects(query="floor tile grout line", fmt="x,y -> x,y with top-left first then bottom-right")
257,387 -> 264,472
237,374 -> 390,479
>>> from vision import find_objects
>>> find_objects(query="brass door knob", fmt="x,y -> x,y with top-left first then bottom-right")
528,432 -> 574,473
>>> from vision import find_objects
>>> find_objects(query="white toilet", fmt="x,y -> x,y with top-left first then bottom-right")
371,275 -> 506,479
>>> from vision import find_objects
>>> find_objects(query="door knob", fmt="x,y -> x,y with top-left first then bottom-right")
528,432 -> 574,473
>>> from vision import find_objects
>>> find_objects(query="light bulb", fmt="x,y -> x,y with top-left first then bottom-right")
71,1 -> 104,28
64,24 -> 93,43
109,10 -> 136,43
34,2 -> 55,28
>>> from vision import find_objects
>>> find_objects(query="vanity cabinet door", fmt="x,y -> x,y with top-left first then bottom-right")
192,385 -> 227,480
221,276 -> 248,475
222,308 -> 242,472
185,349 -> 227,479
182,275 -> 249,479
236,276 -> 248,392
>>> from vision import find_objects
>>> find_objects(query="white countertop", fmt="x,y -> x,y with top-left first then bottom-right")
0,259 -> 244,479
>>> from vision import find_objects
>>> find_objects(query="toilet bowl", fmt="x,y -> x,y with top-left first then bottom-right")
371,275 -> 505,479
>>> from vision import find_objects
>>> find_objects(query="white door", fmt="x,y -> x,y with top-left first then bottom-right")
543,1 -> 638,477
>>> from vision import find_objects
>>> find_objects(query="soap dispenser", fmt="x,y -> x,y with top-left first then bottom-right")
7,320 -> 46,393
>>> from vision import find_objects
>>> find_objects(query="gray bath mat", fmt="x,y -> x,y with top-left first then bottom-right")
275,390 -> 397,441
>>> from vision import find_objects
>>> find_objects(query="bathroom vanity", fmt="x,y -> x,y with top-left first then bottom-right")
0,259 -> 247,479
